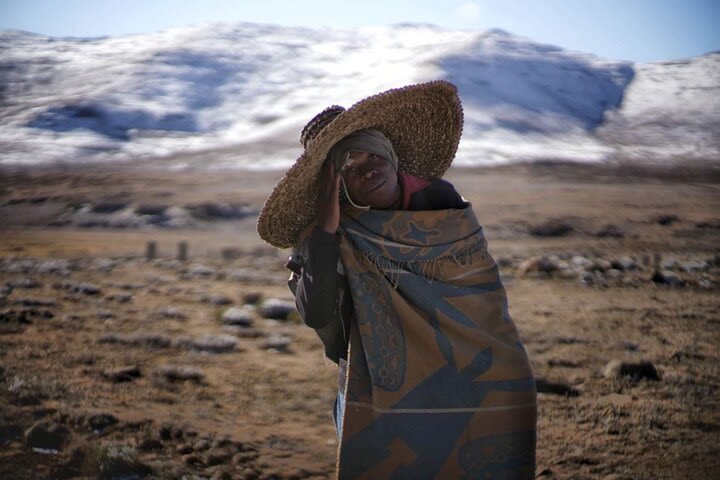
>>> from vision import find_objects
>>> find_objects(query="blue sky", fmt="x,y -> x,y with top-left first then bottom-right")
1,0 -> 718,62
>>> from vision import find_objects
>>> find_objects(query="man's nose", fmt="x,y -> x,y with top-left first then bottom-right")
360,166 -> 377,182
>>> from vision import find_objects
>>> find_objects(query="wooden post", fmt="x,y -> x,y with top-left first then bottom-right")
177,241 -> 188,261
145,241 -> 157,261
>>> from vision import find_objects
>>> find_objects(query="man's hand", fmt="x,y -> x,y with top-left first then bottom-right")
316,161 -> 342,234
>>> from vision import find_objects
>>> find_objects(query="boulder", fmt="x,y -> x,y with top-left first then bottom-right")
603,360 -> 660,382
221,307 -> 254,326
259,299 -> 296,320
24,419 -> 71,451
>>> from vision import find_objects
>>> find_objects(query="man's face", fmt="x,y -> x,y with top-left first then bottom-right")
341,151 -> 400,209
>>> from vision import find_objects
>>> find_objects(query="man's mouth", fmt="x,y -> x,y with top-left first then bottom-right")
365,177 -> 386,193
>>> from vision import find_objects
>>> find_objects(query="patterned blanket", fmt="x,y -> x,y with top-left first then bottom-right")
336,206 -> 536,479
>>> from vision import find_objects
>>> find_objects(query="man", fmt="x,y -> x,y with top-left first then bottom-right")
257,81 -> 536,479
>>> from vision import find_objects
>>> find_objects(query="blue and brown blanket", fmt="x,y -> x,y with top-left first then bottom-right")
336,206 -> 537,479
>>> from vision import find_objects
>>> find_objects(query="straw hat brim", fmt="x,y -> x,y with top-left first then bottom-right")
256,80 -> 464,248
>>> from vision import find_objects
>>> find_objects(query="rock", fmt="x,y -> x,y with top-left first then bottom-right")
655,214 -> 679,225
102,366 -> 141,383
107,293 -> 133,303
97,333 -> 172,349
53,281 -> 101,295
680,261 -> 708,273
155,365 -> 205,383
12,297 -> 57,307
137,437 -> 163,451
660,258 -> 680,270
96,445 -> 152,479
6,278 -> 42,289
603,360 -> 660,382
529,218 -> 573,237
185,201 -> 256,220
221,307 -> 254,326
571,255 -> 593,270
158,306 -> 187,320
223,326 -> 266,338
193,438 -> 211,451
611,257 -> 637,271
259,336 -> 292,353
182,453 -> 203,466
516,256 -> 556,276
176,444 -> 193,454
535,378 -> 579,397
652,270 -> 685,287
178,334 -> 238,353
259,298 -> 296,320
199,294 -> 233,306
186,263 -> 216,278
605,269 -> 623,280
24,419 -> 71,451
87,413 -> 118,431
590,259 -> 612,272
96,310 -> 115,320
596,224 -> 624,238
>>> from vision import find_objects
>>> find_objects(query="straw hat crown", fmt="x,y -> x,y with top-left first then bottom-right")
257,80 -> 464,248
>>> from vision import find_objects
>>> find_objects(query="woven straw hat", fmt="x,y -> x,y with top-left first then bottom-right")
256,80 -> 464,248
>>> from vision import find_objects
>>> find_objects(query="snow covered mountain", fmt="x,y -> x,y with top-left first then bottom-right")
1,23 -> 718,169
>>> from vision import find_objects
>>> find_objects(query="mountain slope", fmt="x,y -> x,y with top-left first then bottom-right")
0,23 -> 717,168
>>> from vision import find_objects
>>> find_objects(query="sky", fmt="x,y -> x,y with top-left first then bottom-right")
1,0 -> 718,62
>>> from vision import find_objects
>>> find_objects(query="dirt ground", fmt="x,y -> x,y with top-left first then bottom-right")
1,160 -> 719,479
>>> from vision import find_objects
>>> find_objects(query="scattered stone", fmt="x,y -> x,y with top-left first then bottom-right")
680,261 -> 708,273
185,263 -> 216,278
193,438 -> 211,451
12,297 -> 57,307
107,293 -> 133,303
221,307 -> 254,326
228,269 -> 264,283
88,413 -> 118,431
570,255 -> 592,270
97,333 -> 172,349
223,326 -> 266,338
259,298 -> 296,320
611,257 -> 637,271
651,270 -> 685,287
535,378 -> 579,397
516,256 -> 555,276
53,281 -> 101,295
176,444 -> 193,454
6,278 -> 42,289
655,214 -> 679,226
185,201 -> 256,220
95,445 -> 152,479
102,366 -> 141,383
176,334 -> 238,353
24,419 -> 71,451
259,335 -> 293,353
96,310 -> 115,320
157,306 -> 187,320
182,453 -> 203,466
155,365 -> 205,383
603,360 -> 660,382
529,218 -> 573,237
589,259 -> 612,272
137,437 -> 163,451
199,293 -> 233,306
596,224 -> 625,238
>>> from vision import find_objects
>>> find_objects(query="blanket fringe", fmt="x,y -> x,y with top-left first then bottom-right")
351,239 -> 488,288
